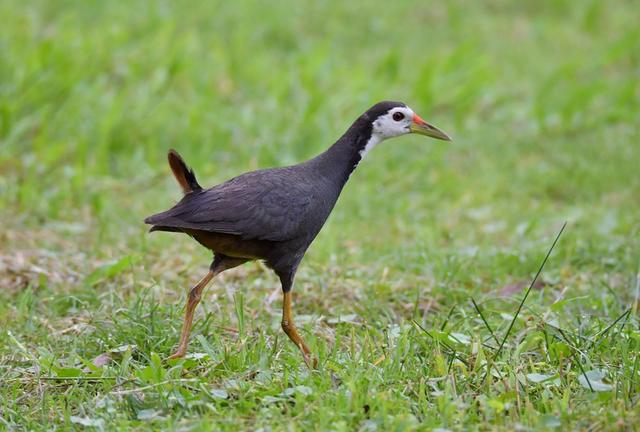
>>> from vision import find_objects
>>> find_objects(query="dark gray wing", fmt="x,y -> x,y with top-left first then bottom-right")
145,167 -> 317,242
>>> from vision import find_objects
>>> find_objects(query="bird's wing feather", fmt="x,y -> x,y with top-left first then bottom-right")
145,167 -> 317,242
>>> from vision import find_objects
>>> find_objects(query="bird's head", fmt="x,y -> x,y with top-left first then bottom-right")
364,101 -> 451,142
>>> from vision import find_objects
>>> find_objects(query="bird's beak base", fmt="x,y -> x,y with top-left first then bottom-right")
410,114 -> 451,141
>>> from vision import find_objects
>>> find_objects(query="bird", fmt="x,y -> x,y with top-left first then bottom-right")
144,101 -> 451,368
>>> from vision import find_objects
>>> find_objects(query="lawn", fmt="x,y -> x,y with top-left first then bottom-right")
1,0 -> 639,430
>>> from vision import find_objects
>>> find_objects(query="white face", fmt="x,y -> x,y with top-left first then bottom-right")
371,106 -> 415,139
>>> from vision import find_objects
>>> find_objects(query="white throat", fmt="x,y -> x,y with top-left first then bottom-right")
358,133 -> 383,160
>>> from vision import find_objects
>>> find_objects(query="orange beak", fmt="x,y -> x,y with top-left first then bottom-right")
410,114 -> 451,141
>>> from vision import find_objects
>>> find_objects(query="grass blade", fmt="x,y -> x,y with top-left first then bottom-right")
471,298 -> 500,347
493,222 -> 567,361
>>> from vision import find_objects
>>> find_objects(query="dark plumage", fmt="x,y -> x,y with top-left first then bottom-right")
145,101 -> 451,367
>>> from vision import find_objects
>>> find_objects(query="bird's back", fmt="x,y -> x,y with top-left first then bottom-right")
145,161 -> 338,245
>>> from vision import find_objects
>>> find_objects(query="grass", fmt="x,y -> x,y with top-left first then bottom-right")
1,0 -> 639,430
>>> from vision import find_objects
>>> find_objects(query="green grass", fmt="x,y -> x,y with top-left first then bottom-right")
1,0 -> 639,430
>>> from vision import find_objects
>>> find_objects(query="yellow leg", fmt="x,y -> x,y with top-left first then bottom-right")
167,270 -> 216,360
281,291 -> 318,368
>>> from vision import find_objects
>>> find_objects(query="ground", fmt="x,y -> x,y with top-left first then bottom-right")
1,1 -> 639,430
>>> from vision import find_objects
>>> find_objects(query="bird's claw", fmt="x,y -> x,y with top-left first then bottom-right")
303,353 -> 319,369
298,343 -> 318,369
166,350 -> 186,361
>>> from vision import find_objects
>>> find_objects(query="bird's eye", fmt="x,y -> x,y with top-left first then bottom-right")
392,112 -> 405,122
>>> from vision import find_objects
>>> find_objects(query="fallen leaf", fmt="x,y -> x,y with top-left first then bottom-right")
327,314 -> 360,325
92,353 -> 112,367
82,352 -> 112,373
209,389 -> 228,400
526,373 -> 560,385
110,344 -> 136,355
137,409 -> 163,421
70,416 -> 104,427
500,279 -> 546,297
449,332 -> 471,345
578,370 -> 613,392
282,385 -> 313,397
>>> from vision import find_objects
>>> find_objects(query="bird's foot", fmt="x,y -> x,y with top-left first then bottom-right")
299,345 -> 318,369
307,355 -> 319,369
167,349 -> 186,361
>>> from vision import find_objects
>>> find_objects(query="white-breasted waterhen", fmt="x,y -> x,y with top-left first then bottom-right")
145,101 -> 451,368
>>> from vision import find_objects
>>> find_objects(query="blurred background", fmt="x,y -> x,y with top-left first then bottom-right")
0,0 -> 639,428
1,1 -> 638,269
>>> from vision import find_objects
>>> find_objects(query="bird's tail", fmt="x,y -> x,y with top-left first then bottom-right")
168,149 -> 202,194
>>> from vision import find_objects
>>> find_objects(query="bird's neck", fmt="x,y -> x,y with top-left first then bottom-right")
313,117 -> 381,186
